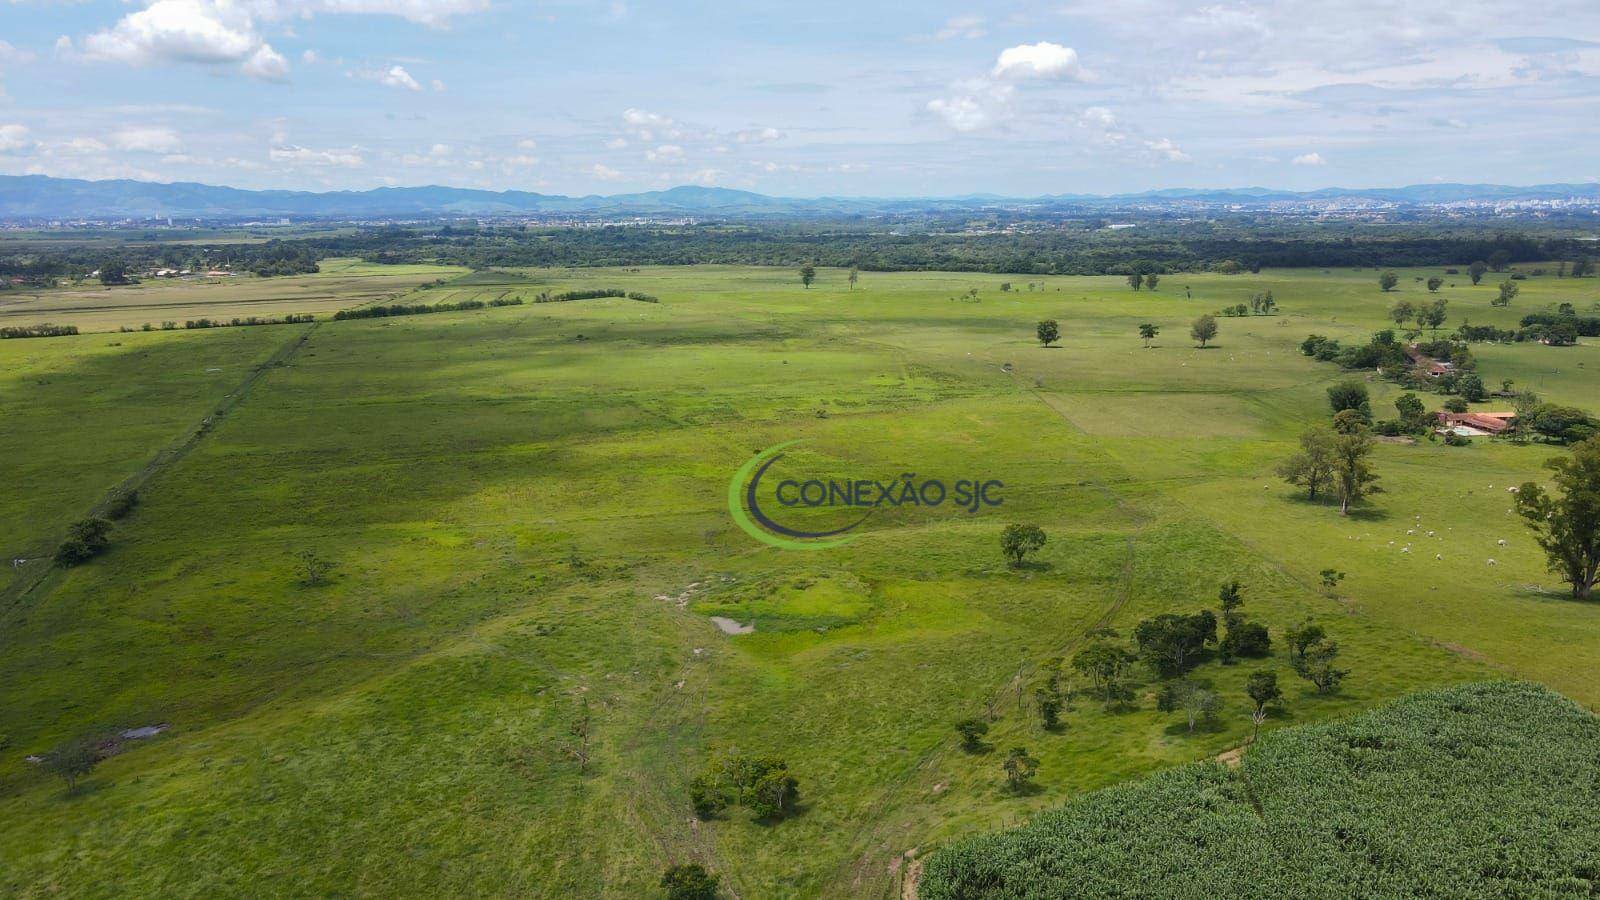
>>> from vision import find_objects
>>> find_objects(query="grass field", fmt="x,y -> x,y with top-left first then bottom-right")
1,262 -> 1597,897
0,258 -> 465,333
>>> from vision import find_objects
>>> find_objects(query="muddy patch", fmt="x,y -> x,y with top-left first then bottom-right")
710,616 -> 754,635
1215,746 -> 1245,769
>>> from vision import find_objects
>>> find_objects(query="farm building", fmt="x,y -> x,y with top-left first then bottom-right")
1436,411 -> 1516,436
1405,345 -> 1453,377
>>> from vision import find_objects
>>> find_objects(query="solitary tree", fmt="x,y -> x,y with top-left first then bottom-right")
1128,272 -> 1143,291
1389,300 -> 1416,328
1278,427 -> 1337,500
1139,323 -> 1159,348
1494,280 -> 1519,307
1319,569 -> 1345,591
294,549 -> 333,586
1331,430 -> 1380,515
1327,381 -> 1372,422
848,267 -> 859,290
1332,408 -> 1368,435
1157,680 -> 1220,732
1379,271 -> 1400,292
1191,313 -> 1218,348
1284,620 -> 1327,661
1394,393 -> 1429,433
1000,524 -> 1046,567
799,265 -> 816,289
661,864 -> 721,900
955,717 -> 990,752
1036,319 -> 1060,347
1468,260 -> 1488,285
1003,746 -> 1039,792
1292,638 -> 1347,693
1246,670 -> 1281,741
55,517 -> 112,566
1488,249 -> 1512,272
1420,298 -> 1448,332
1515,436 -> 1600,600
1035,676 -> 1064,730
1071,634 -> 1134,707
42,737 -> 100,793
1145,273 -> 1160,291
1426,276 -> 1444,292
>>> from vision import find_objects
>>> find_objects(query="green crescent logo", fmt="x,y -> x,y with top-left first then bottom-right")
728,441 -> 864,550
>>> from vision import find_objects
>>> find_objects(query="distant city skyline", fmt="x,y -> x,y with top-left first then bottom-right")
2,1 -> 1599,196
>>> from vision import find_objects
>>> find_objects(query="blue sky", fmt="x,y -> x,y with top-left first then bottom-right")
1,0 -> 1599,196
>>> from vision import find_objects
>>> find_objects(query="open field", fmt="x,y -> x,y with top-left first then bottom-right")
0,258 -> 466,333
2,263 -> 1598,897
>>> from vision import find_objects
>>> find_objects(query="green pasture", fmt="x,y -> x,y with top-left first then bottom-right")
1,262 -> 1596,897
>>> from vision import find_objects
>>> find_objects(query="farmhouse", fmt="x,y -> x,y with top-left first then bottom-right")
1436,411 -> 1516,436
1405,344 -> 1453,377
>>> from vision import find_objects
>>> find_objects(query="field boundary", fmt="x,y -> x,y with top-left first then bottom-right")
1,323 -> 318,612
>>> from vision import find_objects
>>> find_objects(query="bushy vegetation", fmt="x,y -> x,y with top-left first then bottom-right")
331,296 -> 523,320
54,517 -> 112,566
0,323 -> 78,339
919,682 -> 1600,899
535,288 -> 659,303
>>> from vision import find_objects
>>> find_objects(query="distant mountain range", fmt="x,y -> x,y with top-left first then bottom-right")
3,174 -> 1600,220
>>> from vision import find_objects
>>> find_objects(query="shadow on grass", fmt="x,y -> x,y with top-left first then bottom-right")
1162,718 -> 1228,737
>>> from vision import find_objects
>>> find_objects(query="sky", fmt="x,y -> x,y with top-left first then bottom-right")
1,0 -> 1599,197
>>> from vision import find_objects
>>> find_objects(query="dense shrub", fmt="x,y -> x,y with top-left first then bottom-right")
0,323 -> 78,339
331,298 -> 522,320
55,517 -> 112,566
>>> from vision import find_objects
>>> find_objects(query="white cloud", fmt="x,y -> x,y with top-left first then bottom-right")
1079,106 -> 1117,128
621,107 -> 683,141
0,124 -> 32,154
71,0 -> 490,84
113,126 -> 185,153
927,79 -> 1014,132
430,78 -> 446,92
605,137 -> 628,149
499,154 -> 538,168
992,42 -> 1089,81
733,127 -> 784,144
588,162 -> 623,181
242,44 -> 289,80
264,0 -> 490,27
1292,151 -> 1327,166
56,137 -> 109,155
270,144 -> 365,167
379,64 -> 422,91
927,95 -> 990,132
646,143 -> 684,161
932,14 -> 985,41
0,40 -> 35,66
1144,137 -> 1190,162
82,0 -> 289,82
517,138 -> 538,150
684,167 -> 723,185
301,49 -> 318,63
